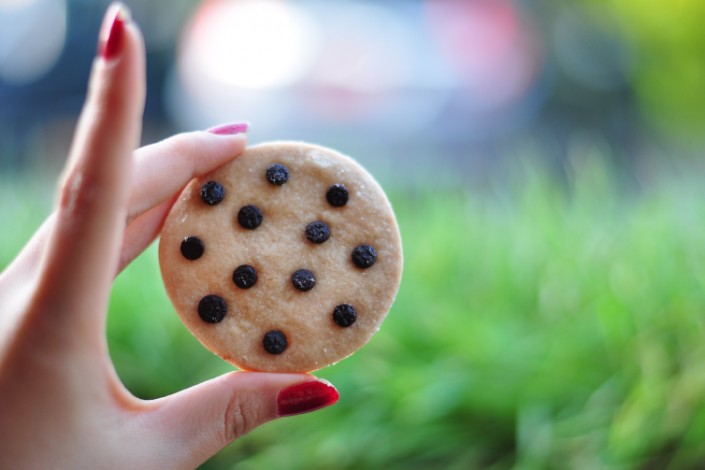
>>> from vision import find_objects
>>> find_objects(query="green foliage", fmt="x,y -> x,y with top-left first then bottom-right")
3,156 -> 705,468
596,0 -> 705,139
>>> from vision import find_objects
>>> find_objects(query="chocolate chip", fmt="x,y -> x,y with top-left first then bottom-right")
291,269 -> 316,291
263,330 -> 288,354
198,295 -> 227,323
233,265 -> 257,289
326,184 -> 349,207
180,236 -> 204,260
201,181 -> 225,205
266,163 -> 290,185
305,221 -> 331,244
333,304 -> 357,327
352,244 -> 376,268
238,205 -> 263,229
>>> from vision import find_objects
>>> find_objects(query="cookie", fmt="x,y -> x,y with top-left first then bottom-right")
158,141 -> 403,372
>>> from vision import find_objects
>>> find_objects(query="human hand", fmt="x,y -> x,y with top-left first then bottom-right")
0,4 -> 338,468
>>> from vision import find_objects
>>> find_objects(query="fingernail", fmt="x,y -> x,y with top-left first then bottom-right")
206,122 -> 249,135
277,380 -> 339,417
98,3 -> 131,60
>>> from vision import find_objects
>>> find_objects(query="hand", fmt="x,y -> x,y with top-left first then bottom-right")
0,4 -> 338,468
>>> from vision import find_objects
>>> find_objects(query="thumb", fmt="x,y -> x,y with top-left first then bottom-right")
142,372 -> 339,468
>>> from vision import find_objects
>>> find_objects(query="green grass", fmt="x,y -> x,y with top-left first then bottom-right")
3,155 -> 705,469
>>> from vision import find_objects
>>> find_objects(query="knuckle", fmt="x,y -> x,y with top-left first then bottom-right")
223,394 -> 261,442
57,167 -> 97,221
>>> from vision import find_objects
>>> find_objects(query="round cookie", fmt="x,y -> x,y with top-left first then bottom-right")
158,141 -> 403,372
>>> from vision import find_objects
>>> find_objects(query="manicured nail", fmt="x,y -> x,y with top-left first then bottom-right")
99,3 -> 130,60
206,122 -> 249,135
277,380 -> 339,417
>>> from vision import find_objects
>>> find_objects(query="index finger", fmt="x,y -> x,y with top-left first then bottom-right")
127,127 -> 248,223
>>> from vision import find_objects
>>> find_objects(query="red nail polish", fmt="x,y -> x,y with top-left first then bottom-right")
277,380 -> 339,417
206,122 -> 249,135
99,4 -> 129,60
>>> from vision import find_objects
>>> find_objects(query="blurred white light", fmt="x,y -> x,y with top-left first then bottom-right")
167,0 -> 452,136
307,3 -> 416,93
180,0 -> 319,90
0,0 -> 66,84
0,0 -> 34,9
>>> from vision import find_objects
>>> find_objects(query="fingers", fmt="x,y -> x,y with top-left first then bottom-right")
127,130 -> 247,223
118,197 -> 175,271
118,129 -> 247,270
139,372 -> 339,468
4,128 -> 247,284
33,4 -> 145,324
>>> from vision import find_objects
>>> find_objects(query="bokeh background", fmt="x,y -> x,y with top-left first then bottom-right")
3,0 -> 705,468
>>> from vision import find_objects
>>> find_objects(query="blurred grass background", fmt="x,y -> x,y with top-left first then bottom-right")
4,0 -> 705,468
4,147 -> 705,468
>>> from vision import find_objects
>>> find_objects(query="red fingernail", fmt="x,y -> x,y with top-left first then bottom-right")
206,122 -> 249,135
99,4 -> 130,60
277,380 -> 339,417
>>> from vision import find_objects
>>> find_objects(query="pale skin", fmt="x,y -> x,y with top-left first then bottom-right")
0,5 -> 335,469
